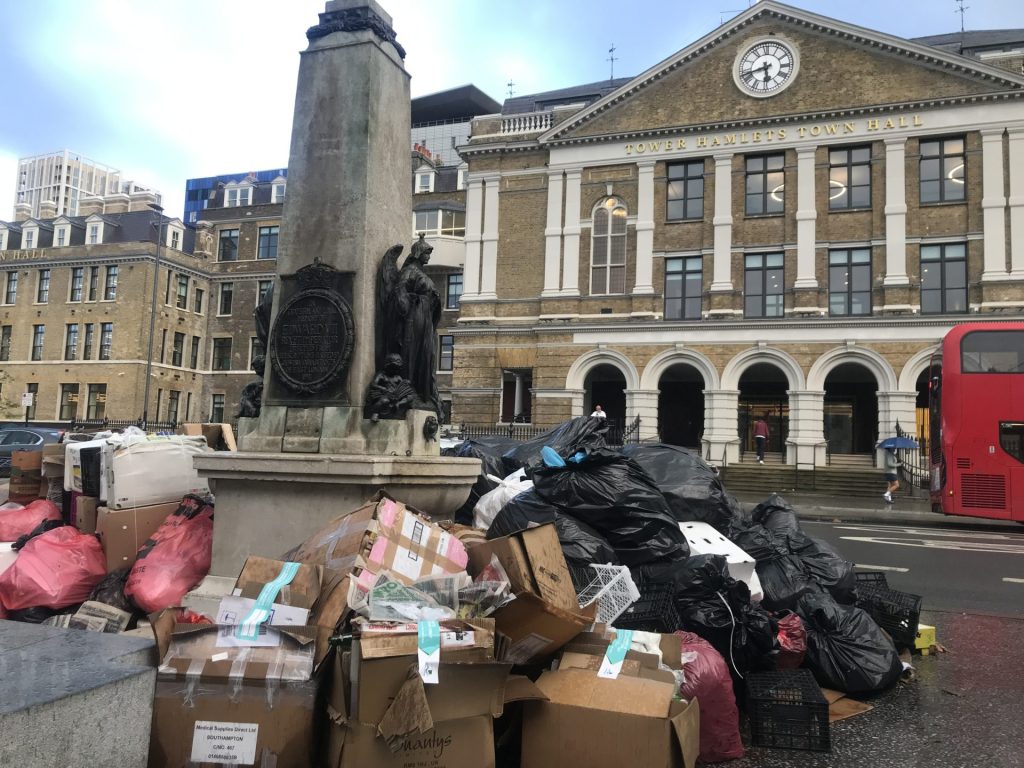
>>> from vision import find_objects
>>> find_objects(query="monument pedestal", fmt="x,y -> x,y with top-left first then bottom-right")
195,451 -> 480,576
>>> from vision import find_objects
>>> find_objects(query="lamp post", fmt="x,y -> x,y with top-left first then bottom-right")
142,202 -> 164,429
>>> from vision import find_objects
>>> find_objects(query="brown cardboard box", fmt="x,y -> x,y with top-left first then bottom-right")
522,667 -> 700,768
95,501 -> 178,571
336,715 -> 496,768
40,443 -> 65,478
74,496 -> 99,534
182,422 -> 237,451
9,450 -> 43,503
467,524 -> 596,664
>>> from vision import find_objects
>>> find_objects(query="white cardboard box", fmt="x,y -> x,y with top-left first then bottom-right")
679,521 -> 764,602
104,437 -> 211,509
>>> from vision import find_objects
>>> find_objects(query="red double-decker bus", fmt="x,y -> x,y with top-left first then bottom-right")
929,322 -> 1024,521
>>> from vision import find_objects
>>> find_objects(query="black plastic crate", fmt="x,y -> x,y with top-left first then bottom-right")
854,570 -> 890,589
614,583 -> 682,633
747,669 -> 830,752
856,583 -> 922,647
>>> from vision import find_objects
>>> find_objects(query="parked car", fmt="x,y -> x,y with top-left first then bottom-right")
0,425 -> 64,477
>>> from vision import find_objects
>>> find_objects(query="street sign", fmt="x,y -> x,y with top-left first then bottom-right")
21,392 -> 34,407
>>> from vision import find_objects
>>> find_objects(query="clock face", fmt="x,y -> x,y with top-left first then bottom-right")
734,38 -> 798,98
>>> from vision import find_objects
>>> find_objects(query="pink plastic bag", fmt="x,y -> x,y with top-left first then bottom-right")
776,612 -> 808,669
125,495 -> 214,613
0,526 -> 106,611
0,499 -> 62,542
676,631 -> 745,762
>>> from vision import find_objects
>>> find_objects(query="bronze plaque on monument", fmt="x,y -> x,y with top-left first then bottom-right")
267,260 -> 355,403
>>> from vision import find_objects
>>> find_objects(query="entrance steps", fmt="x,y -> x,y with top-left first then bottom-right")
720,463 -> 887,499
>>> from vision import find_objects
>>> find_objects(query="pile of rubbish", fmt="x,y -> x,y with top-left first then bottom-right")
0,416 -> 924,767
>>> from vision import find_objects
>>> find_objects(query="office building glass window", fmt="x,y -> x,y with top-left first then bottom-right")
211,394 -> 225,423
590,198 -> 628,295
99,322 -> 113,360
446,273 -> 463,309
439,335 -> 454,371
88,267 -> 99,301
190,336 -> 200,369
86,384 -> 106,420
828,248 -> 872,316
829,146 -> 871,210
82,324 -> 94,360
31,325 -> 45,360
212,338 -> 232,371
4,271 -> 17,304
166,390 -> 180,424
257,226 -> 279,259
0,325 -> 10,361
219,283 -> 233,315
921,243 -> 967,314
920,137 -> 965,203
104,266 -> 118,300
745,154 -> 785,215
65,324 -> 79,360
258,280 -> 272,304
172,332 -> 185,367
176,275 -> 189,309
194,287 -> 204,314
59,384 -> 79,420
664,256 -> 703,320
667,161 -> 705,220
37,269 -> 50,303
744,253 -> 785,318
218,229 -> 239,261
70,267 -> 84,301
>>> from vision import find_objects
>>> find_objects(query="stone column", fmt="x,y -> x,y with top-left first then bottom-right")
794,147 -> 818,289
513,373 -> 525,417
877,391 -> 918,442
561,170 -> 582,296
478,173 -> 500,299
710,153 -> 734,294
981,129 -> 1009,281
626,388 -> 660,441
883,138 -> 909,287
542,170 -> 564,296
568,388 -> 586,417
702,389 -> 740,465
1008,128 -> 1024,278
463,177 -> 484,296
787,390 -> 826,468
633,160 -> 656,295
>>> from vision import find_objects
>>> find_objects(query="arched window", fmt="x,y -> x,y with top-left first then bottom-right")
591,197 -> 627,295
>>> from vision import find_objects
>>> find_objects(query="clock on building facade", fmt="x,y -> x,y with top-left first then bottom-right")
733,37 -> 799,97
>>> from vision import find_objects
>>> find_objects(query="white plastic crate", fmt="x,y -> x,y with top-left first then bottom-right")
575,564 -> 641,625
680,521 -> 764,602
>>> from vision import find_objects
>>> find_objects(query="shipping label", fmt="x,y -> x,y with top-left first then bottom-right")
191,721 -> 259,765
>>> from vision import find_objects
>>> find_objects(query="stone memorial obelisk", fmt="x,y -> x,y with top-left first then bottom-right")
195,0 -> 480,576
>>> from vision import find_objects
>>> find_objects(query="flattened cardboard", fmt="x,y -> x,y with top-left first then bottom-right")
74,496 -> 99,533
95,501 -> 177,571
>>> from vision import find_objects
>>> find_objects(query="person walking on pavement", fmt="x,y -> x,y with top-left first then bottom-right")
883,447 -> 901,503
590,404 -> 607,419
753,414 -> 769,464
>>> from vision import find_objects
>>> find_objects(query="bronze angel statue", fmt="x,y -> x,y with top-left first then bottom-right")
374,235 -> 442,418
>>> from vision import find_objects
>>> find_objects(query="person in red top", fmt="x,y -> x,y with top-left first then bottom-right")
753,415 -> 769,464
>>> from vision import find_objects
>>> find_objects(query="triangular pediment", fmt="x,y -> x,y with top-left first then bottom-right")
543,1 -> 1024,143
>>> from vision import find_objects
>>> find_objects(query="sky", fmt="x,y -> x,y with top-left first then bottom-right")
0,0 -> 1021,222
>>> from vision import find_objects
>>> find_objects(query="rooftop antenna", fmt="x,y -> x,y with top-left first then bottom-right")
955,0 -> 969,34
507,79 -> 515,98
607,44 -> 618,81
720,0 -> 754,24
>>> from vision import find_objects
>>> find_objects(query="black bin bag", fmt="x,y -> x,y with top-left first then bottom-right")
531,448 -> 688,566
449,436 -> 523,525
502,416 -> 608,473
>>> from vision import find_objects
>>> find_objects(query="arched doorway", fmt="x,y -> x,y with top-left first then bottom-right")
585,364 -> 627,428
738,363 -> 789,457
658,364 -> 704,447
823,363 -> 878,454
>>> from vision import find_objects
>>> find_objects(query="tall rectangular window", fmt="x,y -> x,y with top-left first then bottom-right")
171,229 -> 180,250
26,383 -> 38,420
70,267 -> 84,301
185,392 -> 192,422
37,269 -> 50,303
257,226 -> 279,259
25,231 -> 34,248
439,335 -> 454,372
250,336 -> 265,368
218,229 -> 239,261
744,253 -> 785,318
172,332 -> 185,367
31,324 -> 45,360
88,267 -> 99,301
745,154 -> 785,215
211,394 -> 225,423
667,161 -> 705,220
104,265 -> 118,300
219,283 -> 233,315
829,146 -> 871,210
194,287 -> 204,314
0,325 -> 11,361
99,322 -> 113,360
190,336 -> 200,369
88,224 -> 99,244
258,280 -> 272,304
272,183 -> 286,204
446,273 -> 463,309
82,324 -> 94,360
159,329 -> 167,363
65,323 -> 79,360
664,256 -> 703,320
166,390 -> 180,424
212,338 -> 232,370
87,384 -> 107,420
176,275 -> 189,309
591,199 -> 627,295
920,137 -> 965,203
164,270 -> 172,305
4,271 -> 17,304
828,248 -> 872,316
57,228 -> 66,247
59,383 -> 79,420
921,243 -> 967,314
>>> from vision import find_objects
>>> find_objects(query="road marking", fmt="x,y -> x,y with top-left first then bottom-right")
840,535 -> 1024,555
855,564 -> 909,573
1003,577 -> 1024,584
834,525 -> 1024,540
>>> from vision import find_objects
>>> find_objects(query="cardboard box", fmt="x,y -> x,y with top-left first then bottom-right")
467,524 -> 596,664
95,501 -> 178,571
40,443 -> 65,478
182,422 -> 237,452
103,437 -> 211,509
336,715 -> 496,768
9,450 -> 43,503
74,496 -> 99,534
680,521 -> 763,601
64,438 -> 107,495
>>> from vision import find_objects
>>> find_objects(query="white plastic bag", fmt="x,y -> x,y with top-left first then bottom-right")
472,469 -> 533,530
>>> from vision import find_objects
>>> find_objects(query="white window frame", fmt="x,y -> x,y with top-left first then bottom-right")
0,229 -> 6,251
24,227 -> 36,249
589,197 -> 629,296
168,226 -> 182,251
415,171 -> 435,194
225,183 -> 253,208
272,180 -> 286,204
457,167 -> 469,191
55,225 -> 69,247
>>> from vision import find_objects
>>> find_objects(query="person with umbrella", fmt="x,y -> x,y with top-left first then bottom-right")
877,436 -> 917,504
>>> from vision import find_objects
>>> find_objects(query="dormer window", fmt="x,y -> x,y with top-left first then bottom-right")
55,226 -> 69,247
457,167 -> 469,191
415,171 -> 435,194
24,229 -> 35,249
225,184 -> 252,208
0,230 -> 6,251
272,179 -> 286,204
167,226 -> 182,251
88,222 -> 105,245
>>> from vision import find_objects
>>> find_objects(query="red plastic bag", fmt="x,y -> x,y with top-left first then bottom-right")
776,611 -> 807,669
125,495 -> 214,613
675,631 -> 745,762
0,499 -> 62,542
0,526 -> 106,611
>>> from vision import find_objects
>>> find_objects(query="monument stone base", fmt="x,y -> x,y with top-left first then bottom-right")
194,451 -> 480,576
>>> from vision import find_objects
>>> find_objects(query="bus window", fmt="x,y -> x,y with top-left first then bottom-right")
999,422 -> 1024,464
961,330 -> 1024,373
